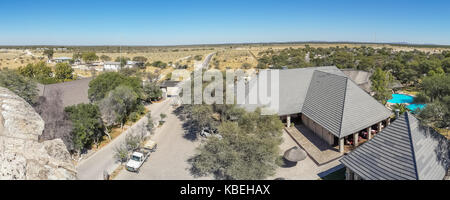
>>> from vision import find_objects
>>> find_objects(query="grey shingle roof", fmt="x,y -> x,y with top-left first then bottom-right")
302,71 -> 348,136
239,66 -> 346,116
340,112 -> 449,180
239,66 -> 392,138
38,78 -> 92,108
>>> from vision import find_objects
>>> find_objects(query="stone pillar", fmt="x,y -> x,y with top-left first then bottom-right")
354,173 -> 360,180
339,137 -> 345,155
377,122 -> 383,133
386,118 -> 391,126
353,133 -> 359,147
346,168 -> 353,180
367,127 -> 372,140
286,116 -> 291,128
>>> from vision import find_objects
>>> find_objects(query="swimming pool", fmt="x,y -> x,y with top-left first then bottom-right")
388,94 -> 426,112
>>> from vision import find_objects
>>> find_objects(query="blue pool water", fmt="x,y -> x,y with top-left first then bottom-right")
388,94 -> 426,112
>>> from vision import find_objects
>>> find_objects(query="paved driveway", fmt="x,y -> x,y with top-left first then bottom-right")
76,99 -> 172,180
115,106 -> 212,180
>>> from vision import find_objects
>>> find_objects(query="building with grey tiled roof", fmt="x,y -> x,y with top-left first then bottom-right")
37,77 -> 92,108
239,66 -> 393,154
340,112 -> 449,180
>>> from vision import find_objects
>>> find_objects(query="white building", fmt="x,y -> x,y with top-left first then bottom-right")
51,57 -> 72,63
103,62 -> 121,71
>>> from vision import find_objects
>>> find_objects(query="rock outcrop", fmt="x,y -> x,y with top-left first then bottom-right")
0,87 -> 77,180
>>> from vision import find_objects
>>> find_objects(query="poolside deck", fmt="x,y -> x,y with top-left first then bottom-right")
285,125 -> 343,166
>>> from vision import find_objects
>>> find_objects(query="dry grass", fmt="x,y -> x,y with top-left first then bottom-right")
1,43 -> 447,72
212,49 -> 258,70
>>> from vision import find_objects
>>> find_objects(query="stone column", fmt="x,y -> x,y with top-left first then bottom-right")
339,137 -> 345,155
386,118 -> 391,126
353,133 -> 359,147
286,115 -> 291,128
354,173 -> 360,180
377,122 -> 382,133
367,127 -> 372,140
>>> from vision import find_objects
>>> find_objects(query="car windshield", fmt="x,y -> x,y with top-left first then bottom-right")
131,155 -> 141,161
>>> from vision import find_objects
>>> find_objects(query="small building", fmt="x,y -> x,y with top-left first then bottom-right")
51,57 -> 72,63
125,60 -> 145,68
103,62 -> 121,71
160,81 -> 180,98
340,112 -> 449,180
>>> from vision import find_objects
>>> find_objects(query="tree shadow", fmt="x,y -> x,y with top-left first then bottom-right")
172,106 -> 200,141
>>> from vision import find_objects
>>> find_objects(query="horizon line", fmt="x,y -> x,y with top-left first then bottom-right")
1,41 -> 450,48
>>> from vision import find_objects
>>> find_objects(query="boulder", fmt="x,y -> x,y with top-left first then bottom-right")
0,87 -> 77,180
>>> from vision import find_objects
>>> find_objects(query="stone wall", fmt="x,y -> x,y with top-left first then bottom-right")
0,87 -> 77,180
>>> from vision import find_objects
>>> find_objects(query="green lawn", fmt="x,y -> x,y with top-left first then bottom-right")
320,168 -> 346,180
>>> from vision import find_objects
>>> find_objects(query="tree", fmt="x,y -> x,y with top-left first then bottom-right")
18,61 -> 52,80
418,74 -> 450,102
0,69 -> 38,105
371,68 -> 393,105
190,104 -> 215,129
54,63 -> 74,81
160,113 -> 167,121
143,82 -> 162,102
34,89 -> 73,152
189,109 -> 283,180
391,103 -> 409,115
100,55 -> 112,62
98,85 -> 139,129
114,143 -> 129,163
73,52 -> 82,61
43,49 -> 54,60
65,103 -> 105,154
88,72 -> 143,102
151,61 -> 167,68
82,52 -> 99,63
146,112 -> 155,134
241,62 -> 252,69
115,56 -> 130,67
132,56 -> 148,63
194,55 -> 203,61
417,98 -> 450,129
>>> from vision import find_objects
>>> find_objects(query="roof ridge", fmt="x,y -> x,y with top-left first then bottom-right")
338,77 -> 349,137
404,112 -> 420,180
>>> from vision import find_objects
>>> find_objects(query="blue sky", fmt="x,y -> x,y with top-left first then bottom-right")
0,0 -> 449,45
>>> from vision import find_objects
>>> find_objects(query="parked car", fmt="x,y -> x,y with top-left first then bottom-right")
200,127 -> 222,139
126,140 -> 157,172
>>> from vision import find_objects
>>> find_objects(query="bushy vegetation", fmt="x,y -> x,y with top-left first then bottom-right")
65,103 -> 105,154
88,72 -> 143,102
181,103 -> 284,180
258,46 -> 449,86
0,69 -> 38,105
416,74 -> 450,129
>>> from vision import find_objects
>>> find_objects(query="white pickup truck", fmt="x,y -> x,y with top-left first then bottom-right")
125,140 -> 157,173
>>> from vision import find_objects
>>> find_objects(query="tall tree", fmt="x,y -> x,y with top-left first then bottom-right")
82,52 -> 99,63
143,82 -> 162,102
54,63 -> 74,81
65,103 -> 105,154
88,72 -> 143,102
43,49 -> 54,60
98,85 -> 139,129
371,67 -> 393,105
189,108 -> 283,180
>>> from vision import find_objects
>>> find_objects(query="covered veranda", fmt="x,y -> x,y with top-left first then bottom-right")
282,114 -> 392,165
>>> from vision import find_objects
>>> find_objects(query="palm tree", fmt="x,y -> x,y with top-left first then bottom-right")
391,103 -> 410,115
